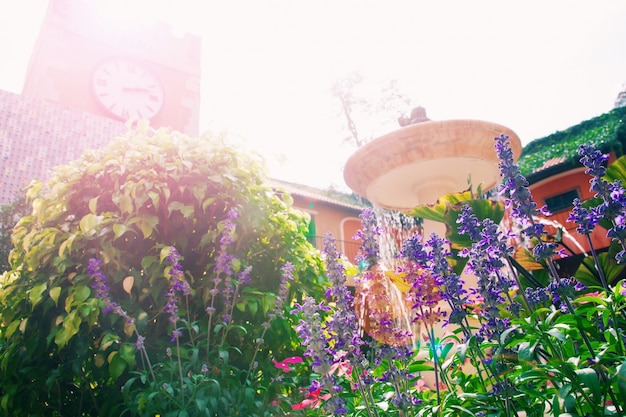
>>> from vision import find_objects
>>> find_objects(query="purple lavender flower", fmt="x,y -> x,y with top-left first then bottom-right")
354,208 -> 382,268
237,265 -> 252,286
401,232 -> 468,316
457,204 -> 482,241
206,209 -> 238,320
292,294 -> 352,415
215,209 -> 238,277
578,145 -> 626,263
292,297 -> 332,375
163,246 -> 193,339
88,258 -> 131,322
567,198 -> 598,235
400,233 -> 428,264
268,262 -> 294,321
495,134 -> 557,262
547,277 -> 586,313
164,281 -> 180,326
579,144 -> 608,179
402,261 -> 444,326
525,286 -> 549,306
456,204 -> 520,339
322,233 -> 364,355
134,335 -> 145,350
88,258 -> 147,355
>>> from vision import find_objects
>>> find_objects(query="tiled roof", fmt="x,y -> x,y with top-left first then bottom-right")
0,89 -> 127,204
269,178 -> 367,212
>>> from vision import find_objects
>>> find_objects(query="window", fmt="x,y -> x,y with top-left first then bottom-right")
306,217 -> 317,246
544,189 -> 579,213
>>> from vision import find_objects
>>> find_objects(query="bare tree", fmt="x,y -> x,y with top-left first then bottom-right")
331,71 -> 413,148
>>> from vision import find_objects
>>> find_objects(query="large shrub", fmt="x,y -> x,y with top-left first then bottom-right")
0,196 -> 28,274
0,123 -> 326,416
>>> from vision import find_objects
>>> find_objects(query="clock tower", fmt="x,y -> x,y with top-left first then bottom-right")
21,0 -> 201,135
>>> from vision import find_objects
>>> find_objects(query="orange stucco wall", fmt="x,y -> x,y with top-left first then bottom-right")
529,167 -> 611,254
291,195 -> 362,261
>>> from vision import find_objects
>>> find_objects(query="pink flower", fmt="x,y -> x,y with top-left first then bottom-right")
326,350 -> 352,377
328,361 -> 352,377
415,379 -> 428,392
272,356 -> 303,373
291,388 -> 331,410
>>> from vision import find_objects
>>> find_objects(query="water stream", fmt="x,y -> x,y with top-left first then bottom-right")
355,207 -> 423,346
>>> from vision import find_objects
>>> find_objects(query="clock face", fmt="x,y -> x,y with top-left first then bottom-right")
92,59 -> 165,120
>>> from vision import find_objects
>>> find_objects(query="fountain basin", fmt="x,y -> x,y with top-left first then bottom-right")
343,119 -> 522,210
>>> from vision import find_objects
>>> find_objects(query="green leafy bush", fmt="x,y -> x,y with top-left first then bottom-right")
0,123 -> 326,416
518,106 -> 626,176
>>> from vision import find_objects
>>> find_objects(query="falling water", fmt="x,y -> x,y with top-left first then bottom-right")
355,206 -> 423,346
374,207 -> 422,271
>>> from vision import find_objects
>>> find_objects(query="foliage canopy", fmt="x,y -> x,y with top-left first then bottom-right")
0,123 -> 326,416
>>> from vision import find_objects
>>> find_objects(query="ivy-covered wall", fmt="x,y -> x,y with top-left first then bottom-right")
518,106 -> 626,177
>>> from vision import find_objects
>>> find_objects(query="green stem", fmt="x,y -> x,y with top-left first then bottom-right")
175,334 -> 185,404
427,325 -> 442,406
133,328 -> 156,382
221,281 -> 242,347
356,364 -> 379,417
585,234 -> 610,291
584,235 -> 626,356
246,327 -> 268,383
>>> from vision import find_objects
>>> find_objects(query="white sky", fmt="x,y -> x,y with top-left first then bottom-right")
1,1 -> 626,191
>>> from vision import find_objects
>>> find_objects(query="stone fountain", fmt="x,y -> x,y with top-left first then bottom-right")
344,108 -> 522,350
344,107 -> 522,210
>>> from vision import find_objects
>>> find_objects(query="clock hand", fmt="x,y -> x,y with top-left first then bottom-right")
122,86 -> 151,93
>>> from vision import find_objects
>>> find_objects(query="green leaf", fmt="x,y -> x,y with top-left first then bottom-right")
28,282 -> 48,309
100,332 -> 120,351
71,285 -> 91,304
219,349 -> 229,364
168,201 -> 195,218
518,341 -> 536,362
79,213 -> 101,234
617,359 -> 626,406
159,246 -> 172,263
201,197 -> 216,212
88,197 -> 98,214
49,286 -> 61,307
546,328 -> 568,343
55,310 -> 82,348
575,252 -> 625,287
58,234 -> 76,257
108,352 -> 127,381
575,368 -> 600,399
407,362 -> 434,372
406,190 -> 473,222
5,320 -> 20,339
141,255 -> 157,271
113,224 -> 129,239
606,153 -> 626,183
248,301 -> 258,316
114,194 -> 134,214
235,300 -> 247,312
120,343 -> 136,364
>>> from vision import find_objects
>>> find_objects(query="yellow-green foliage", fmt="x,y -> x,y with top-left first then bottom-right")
0,123 -> 325,416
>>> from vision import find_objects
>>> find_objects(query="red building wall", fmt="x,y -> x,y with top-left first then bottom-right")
529,167 -> 611,254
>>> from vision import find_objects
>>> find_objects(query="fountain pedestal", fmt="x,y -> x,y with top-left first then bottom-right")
344,117 -> 522,384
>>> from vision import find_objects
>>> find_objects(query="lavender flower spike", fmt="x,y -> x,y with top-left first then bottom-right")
495,134 -> 557,262
88,258 -> 131,322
